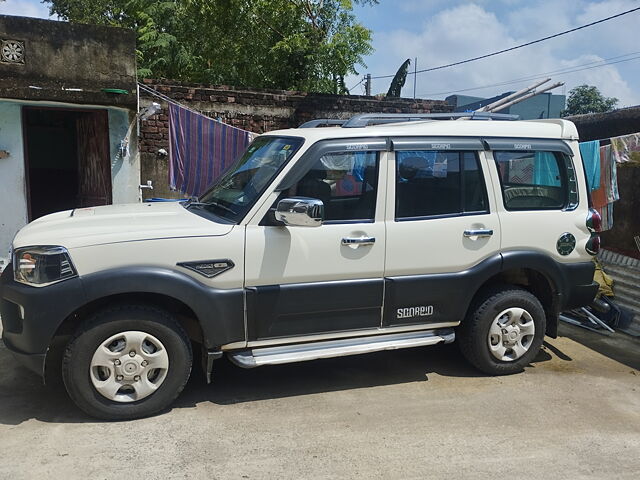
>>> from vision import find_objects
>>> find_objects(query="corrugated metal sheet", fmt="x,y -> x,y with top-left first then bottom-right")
598,249 -> 640,331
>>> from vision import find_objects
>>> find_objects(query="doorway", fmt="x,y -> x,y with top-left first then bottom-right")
22,107 -> 112,220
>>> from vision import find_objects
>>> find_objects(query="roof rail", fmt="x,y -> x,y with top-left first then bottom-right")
341,112 -> 519,128
298,119 -> 348,128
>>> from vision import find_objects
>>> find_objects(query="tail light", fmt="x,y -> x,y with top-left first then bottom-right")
586,208 -> 602,233
585,233 -> 600,255
585,208 -> 601,255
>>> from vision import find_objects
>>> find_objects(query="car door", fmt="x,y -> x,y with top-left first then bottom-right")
383,137 -> 502,328
244,138 -> 388,343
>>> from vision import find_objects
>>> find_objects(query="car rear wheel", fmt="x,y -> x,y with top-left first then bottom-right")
62,304 -> 192,420
458,286 -> 545,375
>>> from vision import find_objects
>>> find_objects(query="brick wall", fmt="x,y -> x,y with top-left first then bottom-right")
138,79 -> 452,199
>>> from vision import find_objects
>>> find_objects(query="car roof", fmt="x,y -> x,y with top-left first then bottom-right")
263,119 -> 579,143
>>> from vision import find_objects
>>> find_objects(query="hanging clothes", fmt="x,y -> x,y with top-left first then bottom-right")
168,103 -> 254,197
611,132 -> 640,165
590,144 -> 619,231
578,140 -> 601,190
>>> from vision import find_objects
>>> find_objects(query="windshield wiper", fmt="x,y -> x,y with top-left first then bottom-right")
185,199 -> 237,216
206,200 -> 238,215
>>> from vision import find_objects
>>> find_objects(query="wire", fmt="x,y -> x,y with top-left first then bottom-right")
138,82 -> 251,134
370,6 -> 640,80
138,83 -> 203,116
348,77 -> 364,92
417,53 -> 640,97
477,51 -> 640,86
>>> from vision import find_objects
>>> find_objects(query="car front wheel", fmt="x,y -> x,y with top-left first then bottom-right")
62,304 -> 192,420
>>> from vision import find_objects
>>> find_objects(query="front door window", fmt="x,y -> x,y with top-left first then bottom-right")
289,151 -> 379,222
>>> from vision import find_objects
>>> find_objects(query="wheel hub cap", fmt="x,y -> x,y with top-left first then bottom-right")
488,307 -> 535,362
121,358 -> 142,376
89,331 -> 170,403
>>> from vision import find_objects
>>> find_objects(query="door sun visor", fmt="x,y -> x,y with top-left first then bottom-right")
483,138 -> 573,155
276,138 -> 387,191
390,137 -> 484,151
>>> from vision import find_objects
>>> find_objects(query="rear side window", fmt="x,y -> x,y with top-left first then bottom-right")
395,151 -> 487,220
494,151 -> 569,210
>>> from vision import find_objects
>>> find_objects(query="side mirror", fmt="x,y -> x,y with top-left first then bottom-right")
275,197 -> 324,227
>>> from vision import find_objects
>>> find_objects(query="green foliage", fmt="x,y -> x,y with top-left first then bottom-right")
386,58 -> 410,98
562,84 -> 618,116
45,0 -> 376,93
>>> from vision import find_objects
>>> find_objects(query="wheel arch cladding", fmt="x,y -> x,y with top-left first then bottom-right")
63,267 -> 245,349
496,251 -> 593,338
472,267 -> 558,337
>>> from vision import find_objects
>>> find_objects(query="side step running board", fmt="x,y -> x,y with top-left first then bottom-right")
227,329 -> 455,368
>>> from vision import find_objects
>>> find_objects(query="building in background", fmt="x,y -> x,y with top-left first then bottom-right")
0,15 -> 139,268
446,91 -> 566,119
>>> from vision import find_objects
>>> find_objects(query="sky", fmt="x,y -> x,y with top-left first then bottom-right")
1,0 -> 639,107
349,0 -> 640,106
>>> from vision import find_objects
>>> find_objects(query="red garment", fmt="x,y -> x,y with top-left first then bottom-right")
590,145 -> 609,209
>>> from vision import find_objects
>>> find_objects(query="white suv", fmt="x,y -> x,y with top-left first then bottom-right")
0,113 -> 600,420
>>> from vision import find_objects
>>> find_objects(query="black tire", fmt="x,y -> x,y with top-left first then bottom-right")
62,304 -> 192,421
458,286 -> 545,375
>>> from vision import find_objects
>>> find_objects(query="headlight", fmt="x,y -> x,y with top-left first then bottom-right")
13,246 -> 77,287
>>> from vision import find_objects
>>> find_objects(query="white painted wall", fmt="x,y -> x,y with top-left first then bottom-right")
109,108 -> 141,203
0,101 -> 28,269
0,100 -> 140,270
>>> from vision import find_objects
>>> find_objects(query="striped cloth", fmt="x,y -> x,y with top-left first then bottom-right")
168,103 -> 253,197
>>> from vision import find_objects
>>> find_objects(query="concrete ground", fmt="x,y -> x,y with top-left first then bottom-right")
0,323 -> 638,480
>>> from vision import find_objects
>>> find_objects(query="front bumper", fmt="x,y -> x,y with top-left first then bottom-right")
0,264 -> 85,378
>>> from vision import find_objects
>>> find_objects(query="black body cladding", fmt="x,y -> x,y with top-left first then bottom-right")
246,278 -> 383,340
1,249 -> 597,378
0,265 -> 245,370
383,255 -> 503,327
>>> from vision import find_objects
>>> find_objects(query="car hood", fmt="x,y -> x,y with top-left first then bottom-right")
12,202 -> 234,250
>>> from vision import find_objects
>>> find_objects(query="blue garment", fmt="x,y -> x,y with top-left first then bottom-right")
579,141 -> 601,191
533,152 -> 561,186
168,103 -> 253,197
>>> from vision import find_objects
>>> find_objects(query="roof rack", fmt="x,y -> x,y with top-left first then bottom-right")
298,119 -> 348,128
298,112 -> 519,128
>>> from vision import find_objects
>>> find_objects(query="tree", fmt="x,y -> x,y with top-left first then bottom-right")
45,0 -> 377,93
386,58 -> 410,97
562,85 -> 618,116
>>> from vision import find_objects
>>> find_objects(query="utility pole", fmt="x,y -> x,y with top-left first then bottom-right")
365,74 -> 372,96
413,57 -> 417,99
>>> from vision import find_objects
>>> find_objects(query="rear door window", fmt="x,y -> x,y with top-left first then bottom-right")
395,151 -> 487,220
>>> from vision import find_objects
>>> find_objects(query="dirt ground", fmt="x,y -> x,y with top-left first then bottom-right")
0,323 -> 638,480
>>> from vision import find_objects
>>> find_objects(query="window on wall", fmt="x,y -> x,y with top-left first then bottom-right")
493,151 -> 568,210
291,151 -> 379,222
395,151 -> 487,220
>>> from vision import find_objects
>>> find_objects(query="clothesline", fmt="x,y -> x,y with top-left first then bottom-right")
137,82 -> 253,135
587,131 -> 640,144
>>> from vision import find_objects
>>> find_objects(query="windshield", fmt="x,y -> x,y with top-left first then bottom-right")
195,136 -> 304,223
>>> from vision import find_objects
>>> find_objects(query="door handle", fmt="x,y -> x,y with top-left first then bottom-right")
463,229 -> 493,238
342,236 -> 376,246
